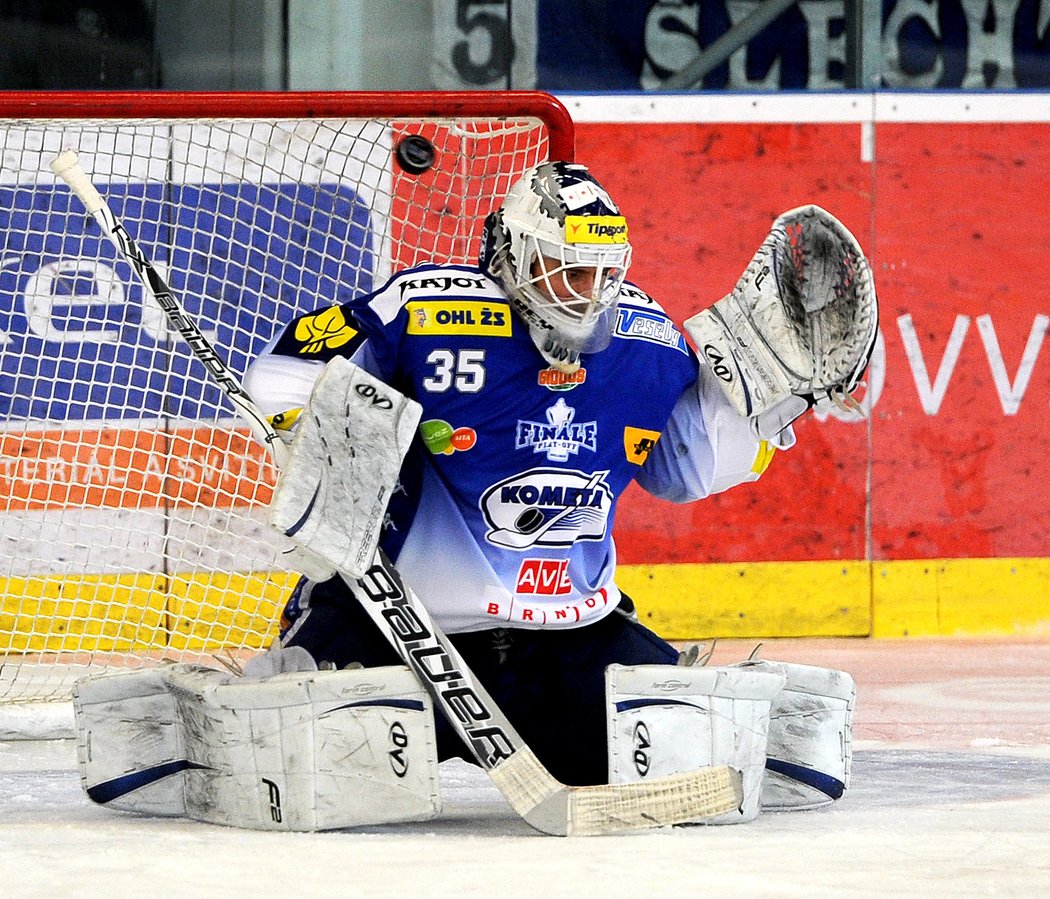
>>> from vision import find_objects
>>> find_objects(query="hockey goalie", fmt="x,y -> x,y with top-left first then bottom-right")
74,162 -> 873,832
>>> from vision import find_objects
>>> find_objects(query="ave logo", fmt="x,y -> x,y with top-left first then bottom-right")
515,558 -> 572,596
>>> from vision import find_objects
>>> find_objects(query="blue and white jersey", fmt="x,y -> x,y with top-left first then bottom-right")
250,263 -> 772,634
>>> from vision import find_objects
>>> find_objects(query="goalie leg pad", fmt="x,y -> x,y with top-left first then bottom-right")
605,664 -> 786,824
268,356 -> 423,579
742,659 -> 856,810
73,668 -> 188,817
74,664 -> 441,831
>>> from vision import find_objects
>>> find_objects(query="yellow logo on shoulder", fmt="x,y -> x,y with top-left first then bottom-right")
406,301 -> 512,336
624,426 -> 661,464
565,215 -> 628,245
294,306 -> 358,354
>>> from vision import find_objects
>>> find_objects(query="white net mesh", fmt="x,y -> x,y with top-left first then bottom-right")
0,93 -> 566,704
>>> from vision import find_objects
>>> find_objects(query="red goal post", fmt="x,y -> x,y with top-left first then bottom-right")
0,90 -> 574,707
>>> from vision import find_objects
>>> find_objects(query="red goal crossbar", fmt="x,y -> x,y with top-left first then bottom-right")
0,90 -> 576,161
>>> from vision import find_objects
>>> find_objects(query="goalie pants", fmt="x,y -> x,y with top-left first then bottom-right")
277,576 -> 679,787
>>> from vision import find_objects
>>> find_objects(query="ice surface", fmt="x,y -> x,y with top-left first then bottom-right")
3,638 -> 1050,898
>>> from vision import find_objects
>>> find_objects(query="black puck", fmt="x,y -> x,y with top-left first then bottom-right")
395,135 -> 436,174
515,507 -> 545,533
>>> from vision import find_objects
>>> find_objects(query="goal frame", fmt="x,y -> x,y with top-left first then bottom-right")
0,89 -> 575,711
0,89 -> 575,160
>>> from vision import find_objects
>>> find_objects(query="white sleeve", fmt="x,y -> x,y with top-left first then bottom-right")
243,351 -> 326,417
244,334 -> 381,417
636,364 -> 795,504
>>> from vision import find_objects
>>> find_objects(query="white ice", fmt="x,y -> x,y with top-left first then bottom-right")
3,638 -> 1050,898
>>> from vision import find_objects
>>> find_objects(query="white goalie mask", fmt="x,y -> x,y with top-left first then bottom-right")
480,162 -> 633,372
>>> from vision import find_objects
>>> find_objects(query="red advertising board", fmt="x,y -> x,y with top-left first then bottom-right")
564,95 -> 1049,635
573,110 -> 1049,565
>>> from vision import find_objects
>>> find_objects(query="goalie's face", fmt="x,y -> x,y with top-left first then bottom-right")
513,232 -> 630,331
486,161 -> 633,371
529,255 -> 615,312
512,242 -> 628,364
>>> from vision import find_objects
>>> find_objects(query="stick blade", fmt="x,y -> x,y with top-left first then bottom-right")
566,765 -> 743,837
490,747 -> 743,837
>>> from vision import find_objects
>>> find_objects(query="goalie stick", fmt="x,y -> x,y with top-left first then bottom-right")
50,149 -> 742,836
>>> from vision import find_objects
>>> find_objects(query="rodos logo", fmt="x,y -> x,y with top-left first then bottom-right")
538,365 -> 587,392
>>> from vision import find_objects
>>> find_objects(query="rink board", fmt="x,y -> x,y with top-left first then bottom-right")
575,93 -> 1050,637
3,94 -> 1049,641
616,557 -> 1050,639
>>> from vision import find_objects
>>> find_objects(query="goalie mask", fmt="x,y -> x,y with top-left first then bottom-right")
480,162 -> 633,372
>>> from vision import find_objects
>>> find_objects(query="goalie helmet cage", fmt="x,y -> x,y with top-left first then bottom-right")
0,90 -> 574,708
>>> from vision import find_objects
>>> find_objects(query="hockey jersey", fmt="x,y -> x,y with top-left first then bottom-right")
248,263 -> 776,634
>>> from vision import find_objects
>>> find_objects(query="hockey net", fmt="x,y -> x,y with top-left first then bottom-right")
0,90 -> 573,709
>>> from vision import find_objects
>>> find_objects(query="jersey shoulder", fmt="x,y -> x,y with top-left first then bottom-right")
612,281 -> 692,357
377,264 -> 515,341
365,263 -> 505,326
267,263 -> 508,362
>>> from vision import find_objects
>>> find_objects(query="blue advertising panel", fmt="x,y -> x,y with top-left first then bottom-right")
0,182 -> 374,424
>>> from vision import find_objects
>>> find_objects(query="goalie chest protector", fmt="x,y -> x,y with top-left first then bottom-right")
270,265 -> 698,633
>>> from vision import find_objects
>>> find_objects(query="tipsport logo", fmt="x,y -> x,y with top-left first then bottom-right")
564,215 -> 628,245
515,398 -> 597,462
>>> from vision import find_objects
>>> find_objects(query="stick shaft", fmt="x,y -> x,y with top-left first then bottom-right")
51,151 -> 287,466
